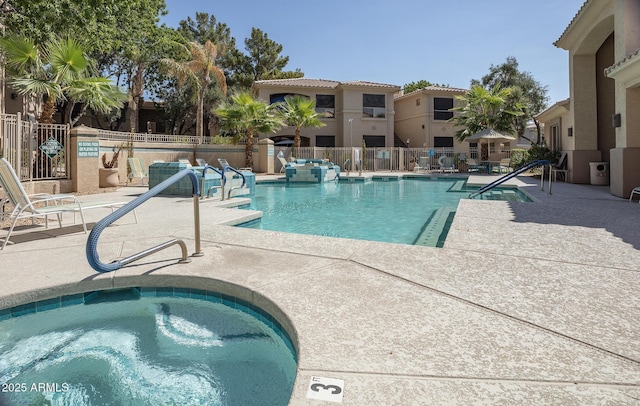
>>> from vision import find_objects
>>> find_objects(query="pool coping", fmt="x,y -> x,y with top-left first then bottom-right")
1,173 -> 639,404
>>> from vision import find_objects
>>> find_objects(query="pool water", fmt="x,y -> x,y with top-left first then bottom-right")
0,290 -> 297,406
239,178 -> 530,247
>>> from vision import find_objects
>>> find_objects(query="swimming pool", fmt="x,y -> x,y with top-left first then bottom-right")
0,288 -> 297,406
239,178 -> 530,247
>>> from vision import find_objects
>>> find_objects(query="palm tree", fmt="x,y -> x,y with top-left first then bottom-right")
277,95 -> 325,154
0,35 -> 125,124
161,40 -> 227,143
214,91 -> 283,168
449,84 -> 523,142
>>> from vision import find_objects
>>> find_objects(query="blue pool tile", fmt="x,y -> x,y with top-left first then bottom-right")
189,289 -> 207,301
156,287 -> 174,297
0,308 -> 10,321
220,294 -> 235,308
12,302 -> 36,317
139,287 -> 156,297
206,291 -> 222,303
36,297 -> 61,312
61,294 -> 84,307
174,288 -> 190,298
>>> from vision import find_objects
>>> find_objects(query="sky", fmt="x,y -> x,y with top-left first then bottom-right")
161,0 -> 586,105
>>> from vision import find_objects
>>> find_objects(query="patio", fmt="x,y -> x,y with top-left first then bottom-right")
0,175 -> 639,405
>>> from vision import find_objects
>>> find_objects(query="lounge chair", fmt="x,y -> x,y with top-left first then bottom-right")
629,186 -> 640,202
0,158 -> 136,250
126,157 -> 148,186
551,152 -> 569,182
418,156 -> 430,172
218,158 -> 230,169
496,158 -> 512,174
466,158 -> 487,174
178,159 -> 192,167
277,156 -> 288,173
195,158 -> 207,166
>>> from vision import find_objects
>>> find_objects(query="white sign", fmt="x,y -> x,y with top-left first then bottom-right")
306,376 -> 344,403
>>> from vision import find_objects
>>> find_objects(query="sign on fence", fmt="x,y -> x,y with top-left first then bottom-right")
78,140 -> 100,158
39,137 -> 63,158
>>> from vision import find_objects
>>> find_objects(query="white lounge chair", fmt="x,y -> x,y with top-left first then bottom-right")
629,186 -> 640,202
195,158 -> 207,166
277,156 -> 288,173
218,158 -> 230,169
0,158 -> 136,250
178,159 -> 192,167
126,157 -> 148,186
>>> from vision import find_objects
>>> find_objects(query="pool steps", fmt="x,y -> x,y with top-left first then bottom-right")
413,206 -> 457,247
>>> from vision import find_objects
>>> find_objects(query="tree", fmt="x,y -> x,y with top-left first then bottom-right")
403,80 -> 450,94
234,28 -> 303,89
472,56 -> 549,143
4,0 -> 168,131
277,95 -> 325,151
214,92 -> 283,168
161,40 -> 227,142
449,84 -> 524,142
0,35 -> 125,125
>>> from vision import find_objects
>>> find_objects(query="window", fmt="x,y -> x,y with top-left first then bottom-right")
363,135 -> 385,147
316,135 -> 335,147
315,95 -> 335,118
269,93 -> 308,104
433,137 -> 453,148
433,97 -> 453,120
363,94 -> 385,118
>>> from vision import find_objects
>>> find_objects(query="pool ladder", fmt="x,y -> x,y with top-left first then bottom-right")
468,160 -> 551,199
222,166 -> 246,200
86,169 -> 204,273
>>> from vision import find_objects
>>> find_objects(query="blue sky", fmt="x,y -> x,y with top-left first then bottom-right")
162,0 -> 585,105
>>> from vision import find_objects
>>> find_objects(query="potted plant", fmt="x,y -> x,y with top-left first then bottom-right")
99,146 -> 121,188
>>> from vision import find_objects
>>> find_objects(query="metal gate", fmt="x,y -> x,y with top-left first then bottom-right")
1,113 -> 69,181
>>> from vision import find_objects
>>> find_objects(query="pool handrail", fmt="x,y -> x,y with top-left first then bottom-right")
201,165 -> 225,199
222,166 -> 246,200
469,159 -> 550,199
86,169 -> 203,273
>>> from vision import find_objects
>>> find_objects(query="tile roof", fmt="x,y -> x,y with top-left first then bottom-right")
604,48 -> 640,76
253,78 -> 400,89
554,0 -> 592,47
395,85 -> 468,99
253,78 -> 340,88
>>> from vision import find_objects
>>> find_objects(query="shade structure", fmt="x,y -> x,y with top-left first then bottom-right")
465,128 -> 516,143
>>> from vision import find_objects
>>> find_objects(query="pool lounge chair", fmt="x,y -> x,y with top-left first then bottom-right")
195,158 -> 207,166
0,158 -> 136,250
218,158 -> 230,169
126,157 -> 148,186
466,158 -> 487,174
496,158 -> 512,174
629,186 -> 640,202
277,156 -> 288,173
178,159 -> 192,167
551,152 -> 569,182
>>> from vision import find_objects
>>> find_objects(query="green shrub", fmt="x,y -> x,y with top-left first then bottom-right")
527,143 -> 560,164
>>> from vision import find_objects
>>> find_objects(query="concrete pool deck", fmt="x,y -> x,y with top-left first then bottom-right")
1,173 -> 639,405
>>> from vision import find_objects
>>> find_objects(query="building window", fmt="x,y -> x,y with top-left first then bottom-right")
270,93 -> 307,104
363,135 -> 385,147
363,94 -> 385,118
433,136 -> 453,148
315,95 -> 335,118
316,135 -> 335,147
433,97 -> 454,120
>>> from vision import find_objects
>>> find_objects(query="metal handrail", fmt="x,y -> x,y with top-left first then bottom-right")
201,165 -> 225,199
469,159 -> 550,199
222,166 -> 246,200
86,169 -> 203,273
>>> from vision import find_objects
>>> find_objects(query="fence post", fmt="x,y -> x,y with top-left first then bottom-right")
70,125 -> 101,193
15,112 -> 22,179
